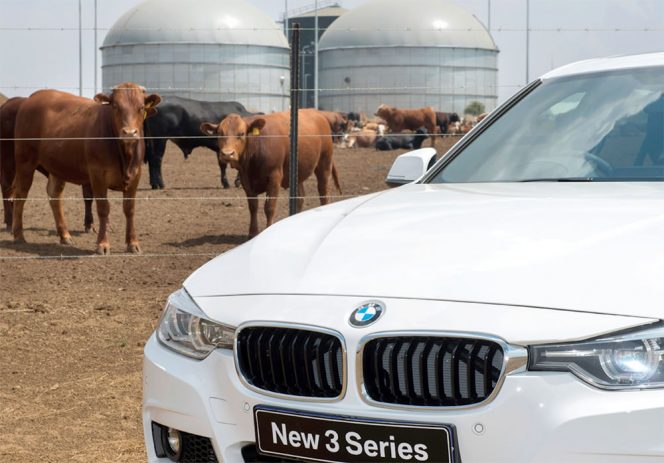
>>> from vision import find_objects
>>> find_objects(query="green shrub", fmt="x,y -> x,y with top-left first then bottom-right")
464,101 -> 485,116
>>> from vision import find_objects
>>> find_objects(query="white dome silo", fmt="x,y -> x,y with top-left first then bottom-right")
318,0 -> 498,115
101,0 -> 290,111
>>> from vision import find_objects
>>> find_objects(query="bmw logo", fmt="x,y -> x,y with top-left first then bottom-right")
349,301 -> 385,328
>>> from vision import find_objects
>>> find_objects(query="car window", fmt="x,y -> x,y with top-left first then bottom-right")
546,91 -> 585,116
429,67 -> 664,182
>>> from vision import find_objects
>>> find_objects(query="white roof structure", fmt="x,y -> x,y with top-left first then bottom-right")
319,0 -> 496,50
102,0 -> 289,48
542,52 -> 664,80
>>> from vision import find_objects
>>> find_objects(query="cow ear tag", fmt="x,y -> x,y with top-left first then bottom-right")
252,127 -> 261,136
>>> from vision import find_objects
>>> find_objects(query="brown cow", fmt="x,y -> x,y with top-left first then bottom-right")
12,83 -> 161,254
306,109 -> 348,145
201,110 -> 341,237
315,110 -> 348,133
0,97 -> 26,230
1,97 -> 95,233
476,112 -> 490,123
375,104 -> 438,147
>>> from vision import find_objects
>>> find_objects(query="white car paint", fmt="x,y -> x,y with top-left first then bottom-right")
186,182 -> 664,319
144,52 -> 664,463
541,51 -> 664,80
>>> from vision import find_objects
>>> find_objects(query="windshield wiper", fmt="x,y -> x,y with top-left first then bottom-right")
518,177 -> 596,182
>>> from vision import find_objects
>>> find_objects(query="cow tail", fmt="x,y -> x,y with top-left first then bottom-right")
332,162 -> 342,195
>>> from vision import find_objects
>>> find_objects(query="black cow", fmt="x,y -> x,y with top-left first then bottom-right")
144,96 -> 255,189
340,111 -> 361,128
375,127 -> 429,151
346,111 -> 361,123
435,111 -> 461,134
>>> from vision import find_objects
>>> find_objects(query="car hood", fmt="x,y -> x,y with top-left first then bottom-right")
185,182 -> 664,319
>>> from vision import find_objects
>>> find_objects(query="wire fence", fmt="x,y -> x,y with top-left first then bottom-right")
0,189 -> 388,260
0,132 -> 463,141
3,3 -> 655,261
2,26 -> 664,32
0,252 -> 220,261
4,194 -> 359,202
0,84 -> 526,92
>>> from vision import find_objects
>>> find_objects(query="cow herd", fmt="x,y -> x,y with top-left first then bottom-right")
0,83 -> 465,253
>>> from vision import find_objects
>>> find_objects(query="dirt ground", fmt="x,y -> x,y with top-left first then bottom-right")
0,136 -> 459,463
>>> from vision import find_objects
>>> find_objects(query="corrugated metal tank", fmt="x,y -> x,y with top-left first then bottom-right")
318,0 -> 498,115
101,0 -> 290,112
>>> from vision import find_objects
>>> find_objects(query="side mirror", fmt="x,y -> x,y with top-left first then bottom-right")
385,147 -> 438,187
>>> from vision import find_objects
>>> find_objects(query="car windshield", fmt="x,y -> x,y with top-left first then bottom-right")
429,67 -> 664,183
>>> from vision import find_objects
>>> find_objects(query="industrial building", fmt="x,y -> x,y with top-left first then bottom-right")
101,0 -> 498,116
285,2 -> 347,107
317,0 -> 498,115
101,0 -> 290,112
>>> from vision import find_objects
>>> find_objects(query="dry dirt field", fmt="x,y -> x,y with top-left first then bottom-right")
0,137 -> 459,462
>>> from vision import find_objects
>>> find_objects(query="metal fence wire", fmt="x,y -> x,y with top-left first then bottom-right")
3,2 -> 657,260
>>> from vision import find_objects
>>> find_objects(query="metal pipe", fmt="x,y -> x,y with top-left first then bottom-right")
284,0 -> 288,35
313,0 -> 319,109
78,0 -> 83,96
94,0 -> 98,94
300,47 -> 307,107
289,23 -> 301,216
525,0 -> 530,84
487,0 -> 491,31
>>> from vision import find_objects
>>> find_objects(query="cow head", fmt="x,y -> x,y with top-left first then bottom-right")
94,83 -> 161,188
334,112 -> 349,133
201,114 -> 266,167
375,104 -> 392,118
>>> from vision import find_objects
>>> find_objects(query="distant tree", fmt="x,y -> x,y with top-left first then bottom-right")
464,101 -> 485,116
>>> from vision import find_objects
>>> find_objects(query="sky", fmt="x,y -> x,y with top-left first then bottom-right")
1,0 -> 664,103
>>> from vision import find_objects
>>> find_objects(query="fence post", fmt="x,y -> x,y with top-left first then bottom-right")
289,23 -> 301,216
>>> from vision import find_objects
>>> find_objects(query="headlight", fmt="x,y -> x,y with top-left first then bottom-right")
529,323 -> 664,390
157,289 -> 235,360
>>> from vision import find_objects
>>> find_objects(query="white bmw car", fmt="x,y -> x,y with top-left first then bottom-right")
143,53 -> 664,463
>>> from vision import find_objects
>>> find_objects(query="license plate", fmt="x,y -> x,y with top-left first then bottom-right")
254,407 -> 455,463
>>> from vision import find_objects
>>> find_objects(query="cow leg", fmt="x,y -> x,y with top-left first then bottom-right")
1,146 -> 16,232
234,171 -> 242,188
11,163 -> 37,243
296,182 -> 305,212
46,174 -> 73,245
123,184 -> 140,254
265,176 -> 281,227
217,157 -> 231,189
314,163 -> 332,206
82,184 -> 94,233
245,187 -> 259,238
1,180 -> 13,232
147,138 -> 167,189
430,125 -> 439,148
91,183 -> 111,255
315,144 -> 337,206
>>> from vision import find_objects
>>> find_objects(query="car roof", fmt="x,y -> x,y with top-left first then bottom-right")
541,51 -> 664,81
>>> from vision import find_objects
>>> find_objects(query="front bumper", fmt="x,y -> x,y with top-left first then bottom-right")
143,330 -> 664,463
